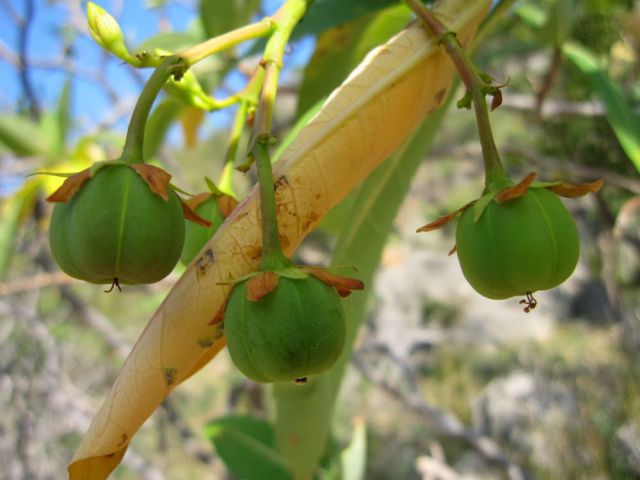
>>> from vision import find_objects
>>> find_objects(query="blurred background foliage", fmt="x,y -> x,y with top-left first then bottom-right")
0,0 -> 639,478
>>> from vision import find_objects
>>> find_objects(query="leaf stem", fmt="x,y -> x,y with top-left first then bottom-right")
121,56 -> 186,163
403,0 -> 508,188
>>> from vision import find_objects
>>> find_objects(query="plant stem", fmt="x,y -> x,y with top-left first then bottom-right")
403,0 -> 509,188
253,0 -> 309,137
253,138 -> 290,270
121,56 -> 185,163
247,0 -> 309,271
178,18 -> 275,66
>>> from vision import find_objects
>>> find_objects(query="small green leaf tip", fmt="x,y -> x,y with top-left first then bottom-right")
86,2 -> 130,60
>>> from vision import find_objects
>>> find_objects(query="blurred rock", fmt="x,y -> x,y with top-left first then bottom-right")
471,371 -> 580,471
615,422 -> 640,474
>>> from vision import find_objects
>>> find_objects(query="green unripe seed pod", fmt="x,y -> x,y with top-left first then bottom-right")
455,188 -> 579,300
224,276 -> 346,383
180,196 -> 224,265
49,164 -> 185,285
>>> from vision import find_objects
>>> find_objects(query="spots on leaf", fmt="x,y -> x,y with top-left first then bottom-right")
196,248 -> 214,279
163,367 -> 178,386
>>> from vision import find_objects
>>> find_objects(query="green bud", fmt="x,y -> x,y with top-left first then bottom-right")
87,2 -> 131,61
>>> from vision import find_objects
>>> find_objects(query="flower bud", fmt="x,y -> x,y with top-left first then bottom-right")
87,2 -> 131,61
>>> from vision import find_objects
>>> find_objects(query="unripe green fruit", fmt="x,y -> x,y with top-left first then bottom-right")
180,197 -> 224,265
455,188 -> 579,300
224,276 -> 346,383
49,164 -> 185,285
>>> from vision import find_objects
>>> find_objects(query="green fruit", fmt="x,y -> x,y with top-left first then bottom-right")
224,276 -> 346,383
49,164 -> 185,285
455,188 -> 579,300
180,196 -> 224,265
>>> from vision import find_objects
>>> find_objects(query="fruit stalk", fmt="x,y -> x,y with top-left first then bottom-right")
121,56 -> 186,163
403,0 -> 508,188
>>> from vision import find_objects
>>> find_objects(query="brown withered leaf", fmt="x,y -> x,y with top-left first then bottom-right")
303,266 -> 365,298
131,164 -> 172,201
416,202 -> 472,232
495,172 -> 537,203
180,199 -> 212,227
246,271 -> 280,302
46,168 -> 92,203
547,179 -> 604,198
490,90 -> 503,111
184,192 -> 212,211
217,195 -> 239,218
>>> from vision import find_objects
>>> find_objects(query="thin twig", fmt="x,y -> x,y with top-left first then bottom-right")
17,0 -> 40,119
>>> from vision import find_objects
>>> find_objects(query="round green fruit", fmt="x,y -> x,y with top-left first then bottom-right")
180,196 -> 224,265
224,275 -> 346,383
49,164 -> 185,285
455,188 -> 579,300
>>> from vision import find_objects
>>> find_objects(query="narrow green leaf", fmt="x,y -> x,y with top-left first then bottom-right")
563,42 -> 640,172
56,78 -> 73,154
340,418 -> 367,480
0,181 -> 39,280
0,115 -> 51,157
204,415 -> 293,480
292,0 -> 398,39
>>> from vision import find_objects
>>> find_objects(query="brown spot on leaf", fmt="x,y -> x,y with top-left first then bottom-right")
163,367 -> 178,386
244,245 -> 262,261
46,168 -> 92,203
196,248 -> 214,278
279,234 -> 290,249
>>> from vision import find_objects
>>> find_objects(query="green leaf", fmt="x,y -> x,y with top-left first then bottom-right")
292,0 -> 399,40
204,415 -> 293,480
55,78 -> 72,154
199,0 -> 261,38
0,181 -> 39,280
563,42 -> 640,172
340,417 -> 367,480
0,115 -> 52,157
143,99 -> 184,161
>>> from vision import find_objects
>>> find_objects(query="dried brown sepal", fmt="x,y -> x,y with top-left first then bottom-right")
302,266 -> 365,298
495,172 -> 537,203
130,164 -> 172,201
184,192 -> 212,211
547,179 -> 603,198
46,168 -> 92,203
246,270 -> 280,302
180,199 -> 212,227
490,89 -> 503,111
208,300 -> 227,326
217,195 -> 239,218
416,203 -> 472,232
448,245 -> 457,256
